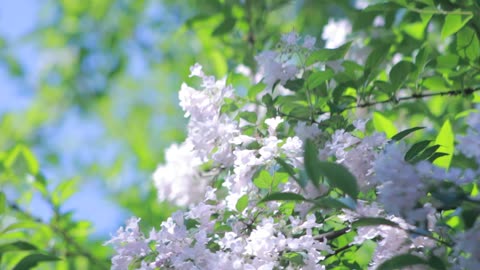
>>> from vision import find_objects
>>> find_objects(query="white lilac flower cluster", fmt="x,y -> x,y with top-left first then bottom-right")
255,32 -> 316,91
107,188 -> 333,270
108,29 -> 480,270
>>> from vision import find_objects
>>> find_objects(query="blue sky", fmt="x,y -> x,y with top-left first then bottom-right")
0,1 -> 129,238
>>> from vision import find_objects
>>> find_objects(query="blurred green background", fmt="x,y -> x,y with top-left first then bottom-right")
2,0 -> 479,269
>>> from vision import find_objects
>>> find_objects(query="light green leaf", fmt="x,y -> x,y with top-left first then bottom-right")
434,119 -> 454,168
0,241 -> 38,260
253,170 -> 273,189
0,192 -> 5,214
212,16 -> 236,36
306,69 -> 334,89
456,27 -> 480,61
305,42 -> 352,65
373,112 -> 398,138
235,194 -> 249,212
4,145 -> 40,176
51,178 -> 78,206
441,12 -> 473,39
248,82 -> 266,99
422,76 -> 449,90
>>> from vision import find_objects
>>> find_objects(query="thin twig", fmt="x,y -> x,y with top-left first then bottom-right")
315,227 -> 350,241
350,87 -> 480,110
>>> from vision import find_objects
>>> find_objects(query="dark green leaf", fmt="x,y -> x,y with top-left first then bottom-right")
391,127 -> 425,141
428,152 -> 449,163
304,139 -> 321,187
365,44 -> 390,71
312,197 -> 356,210
212,16 -> 236,36
427,255 -> 447,270
352,217 -> 398,228
410,145 -> 441,163
260,192 -> 306,203
404,140 -> 431,162
0,241 -> 38,255
317,161 -> 359,199
12,253 -> 60,270
389,61 -> 414,88
284,79 -> 304,91
377,254 -> 427,270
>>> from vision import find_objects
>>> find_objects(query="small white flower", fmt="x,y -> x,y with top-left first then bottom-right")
322,19 -> 352,49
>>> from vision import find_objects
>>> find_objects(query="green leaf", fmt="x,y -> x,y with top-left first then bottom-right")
404,140 -> 431,162
352,217 -> 398,228
441,12 -> 473,39
51,178 -> 78,206
235,194 -> 249,212
391,127 -> 425,141
403,21 -> 428,40
410,145 -> 441,163
259,192 -> 306,203
305,42 -> 352,65
283,252 -> 304,265
0,241 -> 38,255
272,172 -> 289,188
248,82 -> 266,99
4,145 -> 40,176
365,44 -> 390,71
389,61 -> 414,89
284,79 -> 304,91
306,69 -> 335,89
312,197 -> 356,210
427,255 -> 447,270
433,120 -> 454,168
212,16 -> 236,36
304,139 -> 321,187
316,161 -> 359,199
238,111 -> 258,123
253,170 -> 273,189
0,191 -> 5,214
12,253 -> 60,270
456,27 -> 480,60
428,152 -> 449,163
422,76 -> 449,90
377,254 -> 428,270
373,112 -> 398,138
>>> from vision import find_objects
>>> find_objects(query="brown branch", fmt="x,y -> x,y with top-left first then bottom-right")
314,227 -> 350,241
278,87 -> 480,122
350,87 -> 480,110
